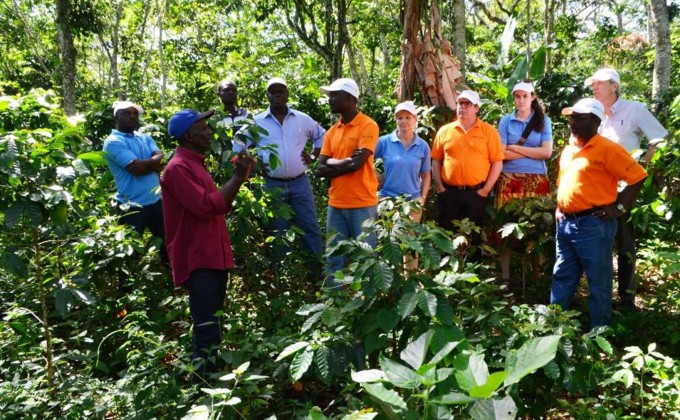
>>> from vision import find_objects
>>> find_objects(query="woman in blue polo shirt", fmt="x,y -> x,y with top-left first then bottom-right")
495,81 -> 553,288
375,101 -> 431,213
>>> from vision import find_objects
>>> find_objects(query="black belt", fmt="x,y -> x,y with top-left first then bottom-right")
264,173 -> 305,182
562,207 -> 602,219
444,182 -> 484,191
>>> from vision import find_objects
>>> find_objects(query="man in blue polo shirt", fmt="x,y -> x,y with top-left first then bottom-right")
103,101 -> 167,293
234,77 -> 325,281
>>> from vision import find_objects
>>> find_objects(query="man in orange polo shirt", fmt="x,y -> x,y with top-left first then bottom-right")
316,78 -> 379,287
431,90 -> 504,262
551,98 -> 647,329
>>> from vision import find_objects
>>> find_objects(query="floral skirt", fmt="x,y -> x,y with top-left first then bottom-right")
494,172 -> 550,209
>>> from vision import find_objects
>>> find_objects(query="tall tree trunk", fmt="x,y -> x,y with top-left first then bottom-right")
55,0 -> 77,115
159,0 -> 167,110
396,0 -> 423,101
450,0 -> 466,70
544,0 -> 556,73
112,2 -> 123,98
648,0 -> 670,98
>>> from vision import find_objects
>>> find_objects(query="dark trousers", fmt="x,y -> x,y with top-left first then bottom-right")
616,215 -> 636,302
117,201 -> 168,296
436,186 -> 488,263
184,268 -> 228,376
119,200 -> 168,263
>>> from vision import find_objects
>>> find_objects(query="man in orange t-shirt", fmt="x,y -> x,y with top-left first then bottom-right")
431,90 -> 504,262
317,78 -> 379,287
551,98 -> 646,329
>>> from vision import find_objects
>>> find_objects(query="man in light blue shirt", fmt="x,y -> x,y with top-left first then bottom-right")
103,101 -> 167,294
235,78 -> 325,281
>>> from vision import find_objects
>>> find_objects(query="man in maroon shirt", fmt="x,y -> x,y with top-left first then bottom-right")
162,108 -> 254,380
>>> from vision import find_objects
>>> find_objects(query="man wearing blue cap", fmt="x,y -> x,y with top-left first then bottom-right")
103,101 -> 167,296
161,109 -> 254,379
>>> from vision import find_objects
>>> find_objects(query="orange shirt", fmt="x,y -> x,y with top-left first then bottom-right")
431,118 -> 504,186
557,134 -> 647,213
320,112 -> 379,208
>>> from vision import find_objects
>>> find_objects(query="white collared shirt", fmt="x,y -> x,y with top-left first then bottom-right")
599,98 -> 667,153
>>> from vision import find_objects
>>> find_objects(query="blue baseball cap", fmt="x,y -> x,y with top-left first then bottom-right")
168,109 -> 215,139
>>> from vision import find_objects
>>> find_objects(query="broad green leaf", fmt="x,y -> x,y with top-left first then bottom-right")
543,360 -> 560,380
342,295 -> 366,313
307,407 -> 329,420
185,404 -> 210,420
435,295 -> 454,325
400,330 -> 434,370
469,371 -> 508,399
72,288 -> 95,305
504,335 -> 561,386
454,352 -> 489,392
365,331 -> 388,355
612,368 -> 635,388
362,382 -> 407,417
429,392 -> 477,405
429,340 -> 461,366
381,236 -> 403,268
397,291 -> 418,319
417,290 -> 437,317
315,346 -> 332,384
297,303 -> 326,315
372,261 -> 394,291
529,46 -> 547,80
375,308 -> 399,333
55,288 -> 70,318
427,230 -> 454,254
595,336 -> 613,356
301,311 -> 322,333
76,151 -> 107,166
379,354 -> 420,389
351,369 -> 387,383
223,397 -> 241,406
341,411 -> 378,420
469,396 -> 517,420
234,361 -> 250,374
276,341 -> 310,361
290,347 -> 314,381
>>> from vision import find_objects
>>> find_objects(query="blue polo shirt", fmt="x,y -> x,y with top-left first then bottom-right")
103,129 -> 162,206
235,107 -> 325,179
374,131 -> 431,199
498,111 -> 552,174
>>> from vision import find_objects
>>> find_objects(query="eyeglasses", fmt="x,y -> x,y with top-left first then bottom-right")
457,101 -> 475,107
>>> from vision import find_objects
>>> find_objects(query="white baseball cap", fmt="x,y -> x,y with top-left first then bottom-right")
457,90 -> 481,106
512,82 -> 534,94
561,98 -> 605,121
394,101 -> 417,117
585,68 -> 620,87
320,78 -> 360,100
113,101 -> 143,117
267,77 -> 287,89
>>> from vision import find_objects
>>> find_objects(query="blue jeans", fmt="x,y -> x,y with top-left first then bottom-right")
550,215 -> 617,329
266,175 -> 323,259
184,269 -> 228,375
325,205 -> 378,286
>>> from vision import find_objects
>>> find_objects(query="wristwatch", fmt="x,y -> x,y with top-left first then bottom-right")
616,203 -> 627,214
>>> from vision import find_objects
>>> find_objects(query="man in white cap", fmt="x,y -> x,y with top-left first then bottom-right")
235,77 -> 326,281
431,90 -> 504,263
552,98 -> 647,329
316,78 -> 379,287
103,101 -> 167,295
586,68 -> 667,309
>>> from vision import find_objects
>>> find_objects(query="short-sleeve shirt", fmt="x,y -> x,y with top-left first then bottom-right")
498,111 -> 552,174
431,118 -> 504,186
103,129 -> 161,206
557,134 -> 647,213
599,98 -> 668,153
235,107 -> 325,179
161,147 -> 234,287
320,112 -> 379,208
375,131 -> 431,199
221,107 -> 253,134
